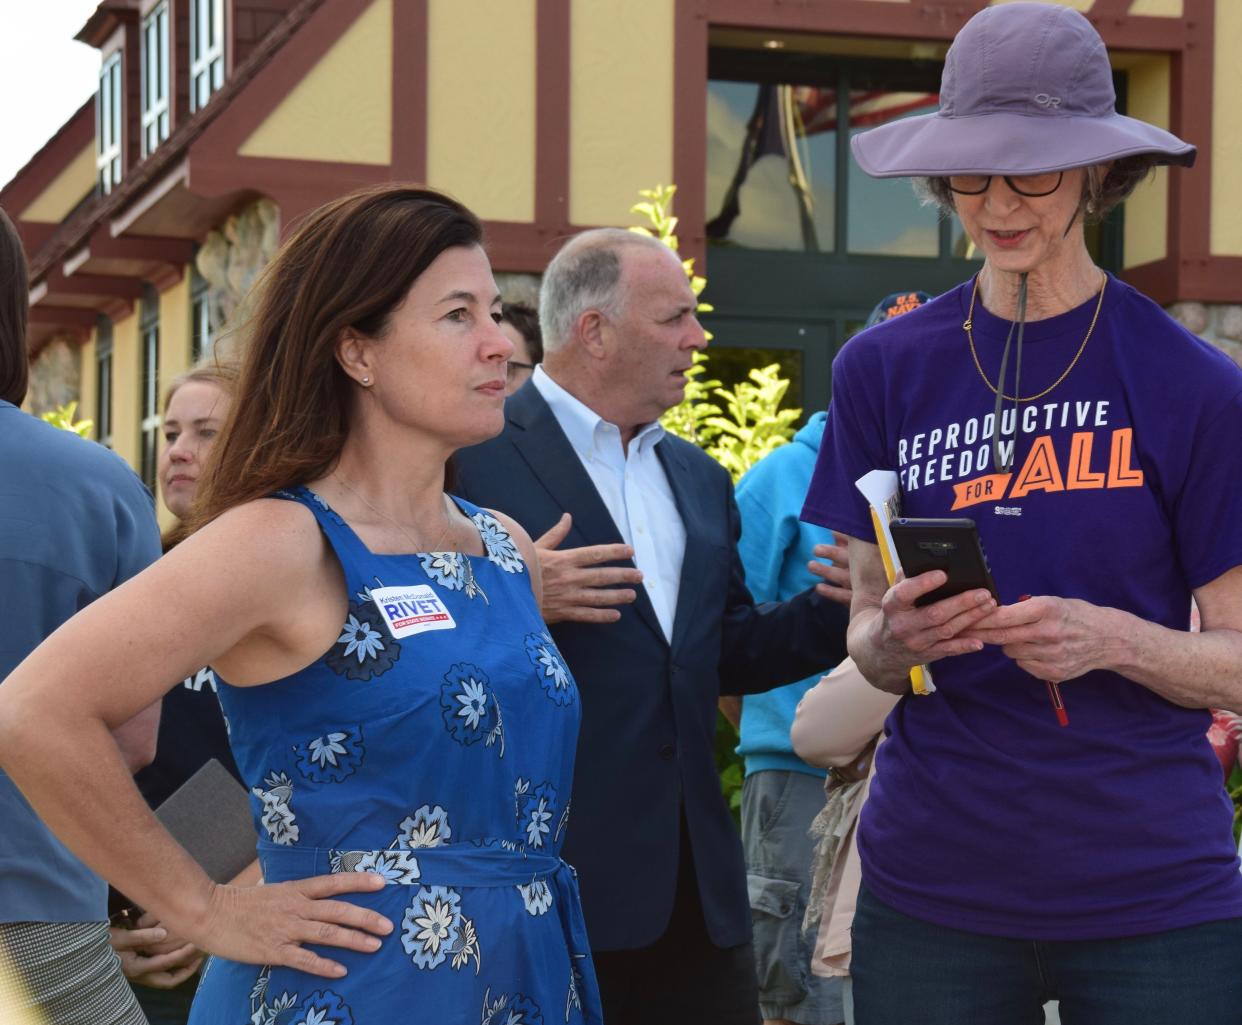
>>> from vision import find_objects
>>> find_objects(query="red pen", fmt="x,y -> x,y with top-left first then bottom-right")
1019,595 -> 1069,727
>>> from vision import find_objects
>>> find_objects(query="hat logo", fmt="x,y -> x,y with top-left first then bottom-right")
1034,93 -> 1062,108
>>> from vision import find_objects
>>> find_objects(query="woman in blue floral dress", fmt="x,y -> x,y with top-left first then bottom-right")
0,185 -> 602,1025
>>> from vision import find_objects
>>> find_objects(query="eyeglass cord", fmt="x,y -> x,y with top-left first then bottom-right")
991,273 -> 1028,474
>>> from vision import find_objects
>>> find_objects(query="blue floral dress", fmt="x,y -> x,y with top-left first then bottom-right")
188,487 -> 601,1025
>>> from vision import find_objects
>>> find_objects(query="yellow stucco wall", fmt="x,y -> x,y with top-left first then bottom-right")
1211,0 -> 1242,256
570,0 -> 674,226
238,0 -> 392,165
159,275 -> 193,392
111,312 -> 141,469
427,0 -> 535,222
155,276 -> 194,531
19,143 -> 95,223
1127,0 -> 1183,16
1114,54 -> 1170,268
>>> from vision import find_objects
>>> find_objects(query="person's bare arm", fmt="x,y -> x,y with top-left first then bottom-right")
533,513 -> 643,624
112,702 -> 161,774
790,658 -> 899,768
115,858 -> 265,989
0,501 -> 390,979
967,564 -> 1242,708
846,534 -> 996,694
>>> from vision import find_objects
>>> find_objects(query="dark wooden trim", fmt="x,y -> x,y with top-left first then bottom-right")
14,223 -> 59,257
149,263 -> 186,292
41,270 -> 147,301
704,0 -> 984,42
1168,0 -> 1215,302
485,221 -> 571,274
29,305 -> 101,328
110,158 -> 191,236
169,0 -> 192,136
674,0 -> 709,271
63,232 -> 197,275
1119,256 -> 1178,307
189,154 -> 391,235
390,0 -> 427,180
1182,257 -> 1242,302
1129,254 -> 1242,306
534,0 -> 571,237
120,18 -> 144,183
702,0 -> 1183,51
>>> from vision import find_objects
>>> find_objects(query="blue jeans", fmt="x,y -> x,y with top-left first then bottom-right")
851,884 -> 1242,1025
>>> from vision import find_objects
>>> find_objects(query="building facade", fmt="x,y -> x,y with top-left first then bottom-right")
4,0 -> 1239,515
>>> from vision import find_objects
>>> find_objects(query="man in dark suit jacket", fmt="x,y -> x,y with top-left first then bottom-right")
454,228 -> 849,1025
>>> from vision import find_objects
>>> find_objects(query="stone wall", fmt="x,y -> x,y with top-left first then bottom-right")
26,336 -> 81,416
1167,301 -> 1242,367
195,197 -> 281,357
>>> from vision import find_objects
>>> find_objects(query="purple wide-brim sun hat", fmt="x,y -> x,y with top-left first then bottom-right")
851,1 -> 1195,179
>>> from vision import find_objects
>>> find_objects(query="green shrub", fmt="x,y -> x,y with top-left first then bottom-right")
39,401 -> 94,438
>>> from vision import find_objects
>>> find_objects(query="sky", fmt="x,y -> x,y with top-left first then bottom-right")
0,1 -> 104,189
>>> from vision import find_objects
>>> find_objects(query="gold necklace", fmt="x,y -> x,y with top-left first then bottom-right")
964,273 -> 1106,402
332,472 -> 455,553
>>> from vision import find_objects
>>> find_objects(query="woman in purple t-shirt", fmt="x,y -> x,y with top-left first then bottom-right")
800,5 -> 1242,1024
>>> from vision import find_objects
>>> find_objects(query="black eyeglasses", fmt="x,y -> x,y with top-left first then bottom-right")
948,171 -> 1064,197
506,360 -> 535,382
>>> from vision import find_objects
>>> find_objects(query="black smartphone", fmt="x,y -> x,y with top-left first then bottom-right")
888,517 -> 998,608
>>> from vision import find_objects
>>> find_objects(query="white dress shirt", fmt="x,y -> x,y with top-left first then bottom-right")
531,366 -> 687,642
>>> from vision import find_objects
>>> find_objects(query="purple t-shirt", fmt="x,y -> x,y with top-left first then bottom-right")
802,275 -> 1242,939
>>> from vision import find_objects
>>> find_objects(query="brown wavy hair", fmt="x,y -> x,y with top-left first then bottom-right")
0,209 -> 30,406
189,184 -> 481,533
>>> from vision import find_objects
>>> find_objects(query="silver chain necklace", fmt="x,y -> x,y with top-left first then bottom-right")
332,471 -> 455,553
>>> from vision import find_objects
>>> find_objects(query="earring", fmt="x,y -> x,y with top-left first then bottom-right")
361,376 -> 371,386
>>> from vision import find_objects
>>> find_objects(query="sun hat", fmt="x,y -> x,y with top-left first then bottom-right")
851,1 -> 1195,178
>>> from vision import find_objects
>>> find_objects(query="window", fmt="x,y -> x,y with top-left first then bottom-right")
96,52 -> 123,193
845,90 -> 944,257
190,269 -> 213,362
707,64 -> 945,257
139,289 -> 161,492
190,0 -> 226,112
96,319 -> 114,449
141,2 -> 171,156
706,81 -> 838,252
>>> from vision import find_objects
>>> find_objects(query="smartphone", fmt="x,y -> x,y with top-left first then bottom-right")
888,517 -> 998,608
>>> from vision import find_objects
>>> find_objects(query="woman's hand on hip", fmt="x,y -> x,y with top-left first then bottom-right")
180,871 -> 392,979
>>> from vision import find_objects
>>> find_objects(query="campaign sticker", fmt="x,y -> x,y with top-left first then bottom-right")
370,584 -> 457,639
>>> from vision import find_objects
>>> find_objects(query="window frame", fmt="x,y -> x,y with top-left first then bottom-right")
96,51 -> 123,194
190,0 -> 226,112
96,319 -> 115,449
190,268 -> 213,363
139,289 -> 161,492
140,1 -> 171,157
